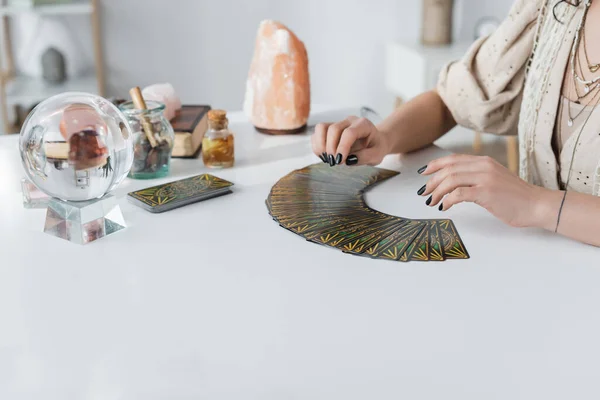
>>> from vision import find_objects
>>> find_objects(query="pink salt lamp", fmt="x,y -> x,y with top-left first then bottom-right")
244,20 -> 310,134
142,83 -> 182,121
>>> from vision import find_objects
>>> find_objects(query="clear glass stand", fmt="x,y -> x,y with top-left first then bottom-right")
44,194 -> 126,244
21,178 -> 50,209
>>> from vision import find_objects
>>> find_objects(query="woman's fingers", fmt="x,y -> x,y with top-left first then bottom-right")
350,146 -> 383,166
325,117 -> 358,161
420,161 -> 490,197
312,115 -> 382,166
335,118 -> 375,164
425,172 -> 487,206
420,154 -> 491,175
349,139 -> 367,154
415,155 -> 502,210
312,123 -> 331,160
439,186 -> 481,211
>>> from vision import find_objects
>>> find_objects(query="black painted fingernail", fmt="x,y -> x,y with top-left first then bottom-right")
319,154 -> 327,163
417,165 -> 427,174
328,154 -> 335,166
439,203 -> 444,211
417,185 -> 426,196
346,155 -> 358,165
426,195 -> 432,206
335,153 -> 342,165
322,152 -> 328,162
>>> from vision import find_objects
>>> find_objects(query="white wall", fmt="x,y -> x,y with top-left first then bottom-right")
17,0 -> 516,117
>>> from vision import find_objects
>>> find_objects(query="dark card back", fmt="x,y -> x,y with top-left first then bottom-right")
128,174 -> 234,213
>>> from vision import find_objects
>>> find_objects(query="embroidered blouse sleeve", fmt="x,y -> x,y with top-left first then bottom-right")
437,0 -> 542,135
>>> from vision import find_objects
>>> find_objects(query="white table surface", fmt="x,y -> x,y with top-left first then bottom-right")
1,108 -> 600,400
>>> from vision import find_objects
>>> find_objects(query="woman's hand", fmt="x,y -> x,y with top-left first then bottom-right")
312,116 -> 390,166
418,154 -> 554,228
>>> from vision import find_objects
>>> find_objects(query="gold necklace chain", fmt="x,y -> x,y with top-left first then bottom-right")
582,27 -> 600,73
567,82 -> 600,126
572,1 -> 600,90
568,0 -> 599,125
574,49 -> 600,101
572,43 -> 600,103
561,0 -> 600,191
562,90 -> 600,189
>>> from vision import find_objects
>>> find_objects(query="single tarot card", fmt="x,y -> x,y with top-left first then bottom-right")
364,220 -> 426,260
129,188 -> 232,213
404,222 -> 433,262
437,219 -> 470,260
398,225 -> 428,262
128,174 -> 234,212
429,220 -> 445,261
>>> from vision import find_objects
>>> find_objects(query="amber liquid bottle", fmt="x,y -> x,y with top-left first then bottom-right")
202,110 -> 235,168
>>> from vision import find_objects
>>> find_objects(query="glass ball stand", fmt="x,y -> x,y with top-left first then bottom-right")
19,92 -> 135,244
21,178 -> 50,209
43,194 -> 126,245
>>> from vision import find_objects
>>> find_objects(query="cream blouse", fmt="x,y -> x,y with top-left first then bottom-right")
437,0 -> 600,195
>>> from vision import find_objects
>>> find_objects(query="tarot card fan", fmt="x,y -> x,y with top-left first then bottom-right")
266,163 -> 469,262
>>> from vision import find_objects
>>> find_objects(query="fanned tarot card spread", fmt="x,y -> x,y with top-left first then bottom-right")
266,163 -> 469,262
128,174 -> 233,213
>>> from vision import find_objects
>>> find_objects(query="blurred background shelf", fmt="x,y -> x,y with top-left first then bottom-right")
4,73 -> 98,104
0,2 -> 92,16
0,0 -> 103,133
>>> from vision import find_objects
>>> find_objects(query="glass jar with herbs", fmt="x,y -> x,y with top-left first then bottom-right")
120,88 -> 174,179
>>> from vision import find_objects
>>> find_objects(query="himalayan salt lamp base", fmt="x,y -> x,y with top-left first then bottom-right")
254,124 -> 307,135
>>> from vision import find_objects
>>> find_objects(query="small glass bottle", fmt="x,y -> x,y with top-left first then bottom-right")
202,110 -> 234,168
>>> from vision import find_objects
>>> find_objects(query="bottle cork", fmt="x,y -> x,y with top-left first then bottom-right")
208,109 -> 228,130
208,109 -> 227,121
129,86 -> 158,148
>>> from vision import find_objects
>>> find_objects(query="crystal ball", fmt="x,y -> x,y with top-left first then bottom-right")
19,92 -> 134,202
